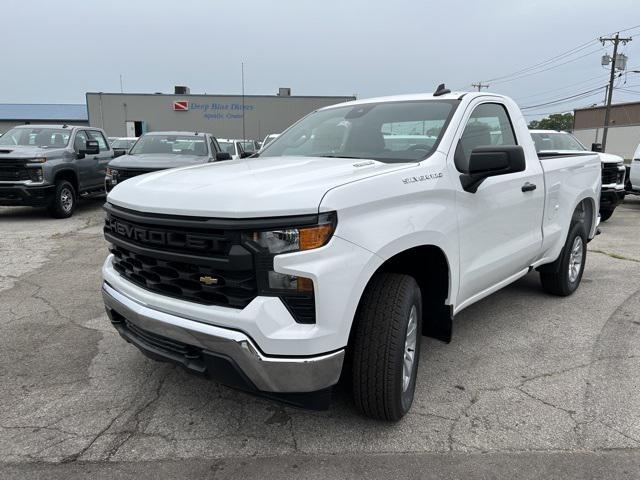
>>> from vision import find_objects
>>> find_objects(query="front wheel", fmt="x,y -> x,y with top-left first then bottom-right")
540,222 -> 587,296
600,209 -> 614,222
48,180 -> 76,218
352,273 -> 423,421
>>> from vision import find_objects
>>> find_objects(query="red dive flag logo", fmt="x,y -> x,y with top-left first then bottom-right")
173,101 -> 189,111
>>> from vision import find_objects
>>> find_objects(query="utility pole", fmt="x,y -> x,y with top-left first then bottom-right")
471,82 -> 489,92
599,33 -> 632,151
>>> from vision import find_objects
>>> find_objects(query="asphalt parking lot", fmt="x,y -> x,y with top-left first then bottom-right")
1,197 -> 640,478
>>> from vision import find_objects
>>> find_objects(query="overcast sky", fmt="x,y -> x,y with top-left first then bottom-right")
2,0 -> 639,118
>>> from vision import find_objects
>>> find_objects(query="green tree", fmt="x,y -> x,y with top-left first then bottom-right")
528,112 -> 574,131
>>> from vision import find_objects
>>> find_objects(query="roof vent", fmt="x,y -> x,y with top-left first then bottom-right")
175,85 -> 190,95
433,83 -> 451,97
278,87 -> 291,97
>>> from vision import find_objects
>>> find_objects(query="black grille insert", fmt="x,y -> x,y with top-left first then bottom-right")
111,245 -> 257,308
0,162 -> 29,181
117,168 -> 161,181
602,164 -> 622,185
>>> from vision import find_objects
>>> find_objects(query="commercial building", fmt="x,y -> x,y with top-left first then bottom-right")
86,87 -> 355,141
573,101 -> 640,159
0,104 -> 88,134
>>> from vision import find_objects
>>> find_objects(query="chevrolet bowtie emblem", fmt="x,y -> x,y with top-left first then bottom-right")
199,276 -> 219,286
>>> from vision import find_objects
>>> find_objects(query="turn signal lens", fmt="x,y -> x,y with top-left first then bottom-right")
299,223 -> 334,250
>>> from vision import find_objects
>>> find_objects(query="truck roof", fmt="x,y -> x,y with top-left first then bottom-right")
318,91 -> 511,111
11,124 -> 97,130
143,131 -> 208,136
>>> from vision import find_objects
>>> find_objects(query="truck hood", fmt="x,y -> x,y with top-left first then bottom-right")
597,152 -> 624,164
109,153 -> 208,170
107,156 -> 415,217
0,145 -> 66,160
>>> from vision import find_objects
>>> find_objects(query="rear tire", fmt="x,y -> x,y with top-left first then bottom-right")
48,180 -> 76,218
600,209 -> 614,222
352,273 -> 422,421
540,222 -> 587,296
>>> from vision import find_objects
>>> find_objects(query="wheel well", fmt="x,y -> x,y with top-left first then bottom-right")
353,245 -> 452,345
54,170 -> 79,197
573,197 -> 594,235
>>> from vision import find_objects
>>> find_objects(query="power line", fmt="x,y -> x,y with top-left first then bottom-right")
484,39 -> 599,83
490,46 -> 606,85
514,73 -> 610,102
521,85 -> 607,110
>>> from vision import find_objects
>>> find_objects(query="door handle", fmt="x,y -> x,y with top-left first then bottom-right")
521,182 -> 537,192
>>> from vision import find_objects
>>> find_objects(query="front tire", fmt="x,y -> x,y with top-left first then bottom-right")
600,209 -> 614,222
48,180 -> 76,218
540,222 -> 587,296
352,273 -> 422,421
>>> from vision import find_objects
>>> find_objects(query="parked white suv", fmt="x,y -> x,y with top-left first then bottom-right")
102,88 -> 600,420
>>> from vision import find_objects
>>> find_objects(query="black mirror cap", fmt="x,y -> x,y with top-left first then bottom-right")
240,151 -> 252,159
591,142 -> 603,152
216,152 -> 232,161
461,145 -> 526,193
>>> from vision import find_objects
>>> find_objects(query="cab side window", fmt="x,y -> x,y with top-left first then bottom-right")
86,130 -> 108,152
74,131 -> 88,153
455,103 -> 517,172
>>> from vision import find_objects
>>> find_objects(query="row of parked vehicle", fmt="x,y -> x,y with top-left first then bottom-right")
0,127 -> 280,217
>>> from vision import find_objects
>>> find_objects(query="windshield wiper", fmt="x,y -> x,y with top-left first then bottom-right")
317,154 -> 363,159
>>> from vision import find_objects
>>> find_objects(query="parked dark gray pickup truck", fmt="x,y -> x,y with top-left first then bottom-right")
0,125 -> 113,217
105,131 -> 232,192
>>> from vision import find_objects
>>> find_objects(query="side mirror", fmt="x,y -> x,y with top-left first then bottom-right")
240,151 -> 252,159
216,152 -> 232,161
591,143 -> 603,152
459,145 -> 525,193
79,139 -> 100,157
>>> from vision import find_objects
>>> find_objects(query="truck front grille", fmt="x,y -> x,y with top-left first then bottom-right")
117,168 -> 160,181
602,164 -> 623,185
104,205 -> 258,309
110,245 -> 257,308
0,162 -> 29,181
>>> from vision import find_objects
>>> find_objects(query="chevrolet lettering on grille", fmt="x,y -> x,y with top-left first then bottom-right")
106,217 -> 213,251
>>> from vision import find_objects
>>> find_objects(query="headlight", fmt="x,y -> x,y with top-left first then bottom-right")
27,167 -> 43,183
29,157 -> 47,164
106,167 -> 118,177
246,212 -> 336,254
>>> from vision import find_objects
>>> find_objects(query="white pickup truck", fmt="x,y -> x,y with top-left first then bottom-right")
101,87 -> 601,420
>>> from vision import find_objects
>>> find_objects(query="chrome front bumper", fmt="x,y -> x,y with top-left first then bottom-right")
102,282 -> 344,395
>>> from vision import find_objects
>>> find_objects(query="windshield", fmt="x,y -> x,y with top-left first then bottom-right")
530,132 -> 586,152
0,127 -> 71,148
112,139 -> 136,149
218,141 -> 236,155
260,100 -> 458,163
129,135 -> 208,156
241,141 -> 257,152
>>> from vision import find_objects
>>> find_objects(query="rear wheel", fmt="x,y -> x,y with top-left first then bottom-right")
352,273 -> 422,421
48,180 -> 76,218
540,222 -> 587,296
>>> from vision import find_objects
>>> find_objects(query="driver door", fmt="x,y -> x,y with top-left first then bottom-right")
450,101 -> 545,307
